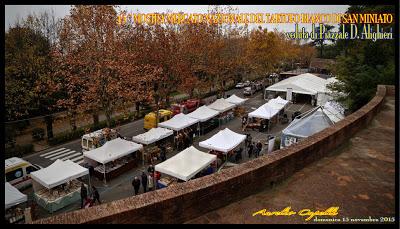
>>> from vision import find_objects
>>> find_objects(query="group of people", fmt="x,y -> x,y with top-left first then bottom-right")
131,165 -> 159,195
174,128 -> 195,150
80,184 -> 101,209
245,134 -> 263,158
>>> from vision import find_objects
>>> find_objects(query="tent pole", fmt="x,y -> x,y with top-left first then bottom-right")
103,164 -> 106,185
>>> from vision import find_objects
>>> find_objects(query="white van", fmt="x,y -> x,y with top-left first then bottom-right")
81,128 -> 118,152
5,157 -> 42,190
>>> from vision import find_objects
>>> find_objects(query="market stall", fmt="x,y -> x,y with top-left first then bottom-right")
83,138 -> 143,183
132,127 -> 174,165
247,97 -> 289,132
155,146 -> 217,188
187,105 -> 220,135
207,98 -> 236,125
199,128 -> 246,166
30,160 -> 89,213
226,94 -> 248,117
280,106 -> 334,148
5,182 -> 28,223
158,113 -> 199,151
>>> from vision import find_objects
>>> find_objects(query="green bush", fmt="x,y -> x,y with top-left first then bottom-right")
48,111 -> 137,146
15,120 -> 30,131
274,137 -> 281,150
32,127 -> 45,141
48,128 -> 85,146
5,144 -> 34,158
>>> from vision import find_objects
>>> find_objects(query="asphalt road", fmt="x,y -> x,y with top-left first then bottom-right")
23,88 -> 247,168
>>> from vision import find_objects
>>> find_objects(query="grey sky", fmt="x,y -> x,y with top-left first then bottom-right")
5,5 -> 349,31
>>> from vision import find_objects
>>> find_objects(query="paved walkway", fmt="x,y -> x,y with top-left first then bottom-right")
186,96 -> 396,224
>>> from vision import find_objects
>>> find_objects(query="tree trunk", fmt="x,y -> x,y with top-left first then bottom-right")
92,112 -> 99,127
45,115 -> 54,139
320,43 -> 324,58
135,101 -> 140,118
70,113 -> 77,131
105,109 -> 112,128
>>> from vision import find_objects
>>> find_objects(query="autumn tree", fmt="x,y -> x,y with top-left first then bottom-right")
5,12 -> 62,140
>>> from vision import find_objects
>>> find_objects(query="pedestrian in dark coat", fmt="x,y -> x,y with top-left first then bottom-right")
132,176 -> 141,195
80,183 -> 87,209
91,186 -> 101,204
248,142 -> 254,158
256,141 -> 263,156
141,172 -> 148,193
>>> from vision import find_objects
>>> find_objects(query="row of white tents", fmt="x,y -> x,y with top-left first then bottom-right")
144,95 -> 248,183
131,94 -> 248,145
155,128 -> 246,182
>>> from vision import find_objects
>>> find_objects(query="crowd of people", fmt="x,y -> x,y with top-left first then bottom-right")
174,128 -> 195,151
245,134 -> 263,158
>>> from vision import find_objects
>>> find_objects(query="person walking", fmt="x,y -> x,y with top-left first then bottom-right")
256,141 -> 263,157
148,164 -> 155,174
91,186 -> 101,204
80,183 -> 87,209
141,172 -> 148,193
132,176 -> 141,195
147,173 -> 154,191
248,141 -> 254,158
160,146 -> 167,162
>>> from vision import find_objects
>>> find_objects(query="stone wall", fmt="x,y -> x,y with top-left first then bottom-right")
33,85 -> 393,224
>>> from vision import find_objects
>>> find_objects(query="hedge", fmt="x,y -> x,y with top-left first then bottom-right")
47,111 -> 147,146
5,144 -> 34,158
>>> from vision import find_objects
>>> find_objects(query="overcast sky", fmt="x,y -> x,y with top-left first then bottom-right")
5,5 -> 349,32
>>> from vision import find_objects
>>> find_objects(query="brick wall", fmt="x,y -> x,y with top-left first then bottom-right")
33,85 -> 392,224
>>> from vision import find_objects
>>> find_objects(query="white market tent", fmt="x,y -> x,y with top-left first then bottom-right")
132,127 -> 173,145
207,98 -> 236,113
158,113 -> 199,131
155,146 -> 217,181
187,105 -> 220,122
266,73 -> 328,95
83,138 -> 143,164
199,128 -> 246,153
323,101 -> 345,123
248,103 -> 280,119
5,182 -> 27,210
270,96 -> 290,107
30,160 -> 89,190
225,94 -> 248,105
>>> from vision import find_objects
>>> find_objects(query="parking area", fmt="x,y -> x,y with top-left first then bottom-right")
24,90 -> 315,221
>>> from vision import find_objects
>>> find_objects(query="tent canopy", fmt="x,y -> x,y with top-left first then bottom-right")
323,101 -> 345,123
158,113 -> 199,131
30,160 -> 88,189
225,94 -> 248,105
282,106 -> 333,138
270,96 -> 289,106
83,138 -> 143,164
5,182 -> 27,209
248,103 -> 280,119
266,73 -> 328,95
187,105 -> 220,122
207,98 -> 236,112
132,127 -> 173,145
199,128 -> 246,153
155,146 -> 217,181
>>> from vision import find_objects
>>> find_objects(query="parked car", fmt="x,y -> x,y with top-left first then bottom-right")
243,80 -> 251,87
5,157 -> 42,190
243,86 -> 256,96
144,109 -> 173,130
235,82 -> 245,89
81,128 -> 118,152
171,99 -> 201,115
